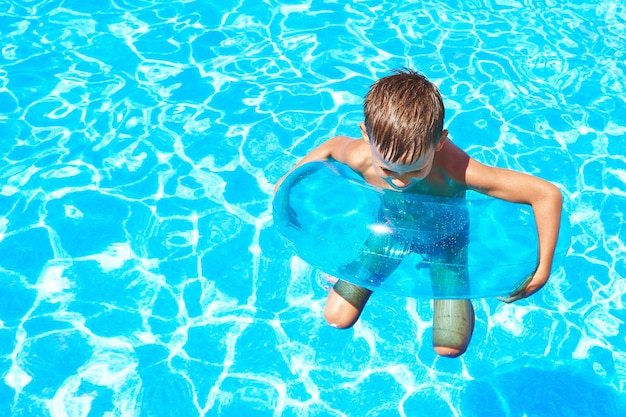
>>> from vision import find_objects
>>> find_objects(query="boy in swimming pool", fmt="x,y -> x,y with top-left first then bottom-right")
274,69 -> 563,357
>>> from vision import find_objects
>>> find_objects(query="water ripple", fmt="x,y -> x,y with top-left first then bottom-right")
0,0 -> 625,416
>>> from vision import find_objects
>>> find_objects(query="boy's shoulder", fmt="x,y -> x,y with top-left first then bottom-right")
437,138 -> 471,165
434,138 -> 474,186
342,138 -> 373,172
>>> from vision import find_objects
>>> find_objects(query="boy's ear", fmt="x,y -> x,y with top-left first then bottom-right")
435,129 -> 448,151
359,122 -> 370,143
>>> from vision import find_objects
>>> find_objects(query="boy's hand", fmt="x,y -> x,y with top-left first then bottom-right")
497,265 -> 548,304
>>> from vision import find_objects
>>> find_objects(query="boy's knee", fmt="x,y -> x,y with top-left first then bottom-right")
324,287 -> 366,329
322,282 -> 371,329
323,309 -> 358,329
434,344 -> 468,358
432,299 -> 474,358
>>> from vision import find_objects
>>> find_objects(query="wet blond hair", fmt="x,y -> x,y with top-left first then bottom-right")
364,69 -> 445,164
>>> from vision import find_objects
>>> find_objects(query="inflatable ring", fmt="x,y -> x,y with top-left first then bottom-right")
273,160 -> 570,299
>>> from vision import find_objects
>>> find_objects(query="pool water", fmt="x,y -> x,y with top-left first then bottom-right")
0,0 -> 625,416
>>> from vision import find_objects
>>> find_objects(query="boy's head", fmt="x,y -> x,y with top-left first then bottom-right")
363,69 -> 445,164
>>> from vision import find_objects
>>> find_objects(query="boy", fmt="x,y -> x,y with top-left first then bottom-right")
275,69 -> 562,357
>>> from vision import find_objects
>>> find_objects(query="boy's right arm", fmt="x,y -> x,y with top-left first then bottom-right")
273,136 -> 352,193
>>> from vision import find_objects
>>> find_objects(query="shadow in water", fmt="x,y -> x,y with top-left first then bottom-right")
461,366 -> 625,417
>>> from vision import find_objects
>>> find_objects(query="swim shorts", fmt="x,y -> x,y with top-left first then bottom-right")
334,198 -> 470,308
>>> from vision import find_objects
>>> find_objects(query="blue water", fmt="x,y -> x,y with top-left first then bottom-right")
0,0 -> 625,416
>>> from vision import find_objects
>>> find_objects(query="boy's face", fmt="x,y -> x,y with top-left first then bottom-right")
370,145 -> 436,190
360,123 -> 447,191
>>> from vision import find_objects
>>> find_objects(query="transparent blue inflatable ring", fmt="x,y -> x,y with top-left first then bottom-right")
273,160 -> 570,299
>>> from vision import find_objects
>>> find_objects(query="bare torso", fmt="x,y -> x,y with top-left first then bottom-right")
341,136 -> 470,198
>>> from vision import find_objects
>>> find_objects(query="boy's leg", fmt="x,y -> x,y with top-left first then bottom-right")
433,299 -> 474,357
324,225 -> 403,328
429,219 -> 474,357
324,279 -> 373,328
431,262 -> 475,357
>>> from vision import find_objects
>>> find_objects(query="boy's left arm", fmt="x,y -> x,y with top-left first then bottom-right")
465,160 -> 563,302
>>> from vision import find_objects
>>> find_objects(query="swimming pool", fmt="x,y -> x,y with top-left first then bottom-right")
0,0 -> 625,415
